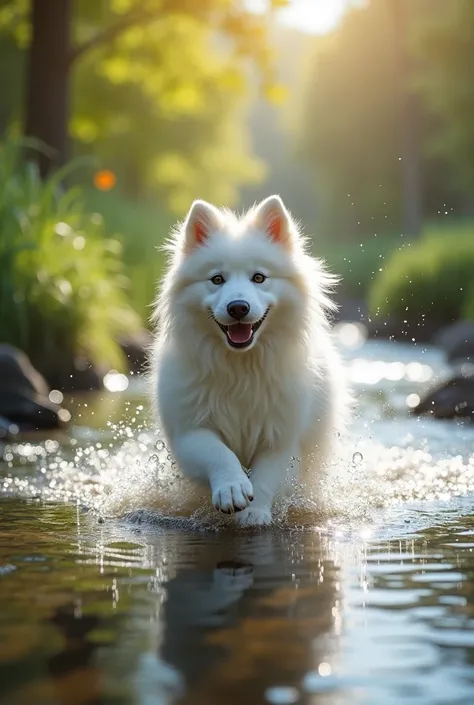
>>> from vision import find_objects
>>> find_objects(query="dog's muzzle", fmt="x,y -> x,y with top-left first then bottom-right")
213,308 -> 270,349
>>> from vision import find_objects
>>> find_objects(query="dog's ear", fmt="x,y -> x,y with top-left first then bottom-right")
251,195 -> 294,247
182,200 -> 222,253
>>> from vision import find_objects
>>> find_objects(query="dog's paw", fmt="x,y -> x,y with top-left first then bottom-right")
212,476 -> 253,514
236,505 -> 272,527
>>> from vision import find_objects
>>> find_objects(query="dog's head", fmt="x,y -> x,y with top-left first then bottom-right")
159,196 -> 335,353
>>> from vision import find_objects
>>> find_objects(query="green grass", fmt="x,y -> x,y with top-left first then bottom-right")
82,189 -> 175,322
0,139 -> 140,384
368,221 -> 474,326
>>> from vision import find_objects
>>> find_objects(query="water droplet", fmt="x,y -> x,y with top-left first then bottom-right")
352,452 -> 363,466
149,454 -> 158,463
155,440 -> 165,451
334,431 -> 340,438
161,557 -> 168,565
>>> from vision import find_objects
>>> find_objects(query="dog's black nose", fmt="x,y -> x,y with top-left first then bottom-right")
227,300 -> 250,320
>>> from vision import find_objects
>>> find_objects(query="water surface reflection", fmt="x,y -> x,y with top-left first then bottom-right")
3,499 -> 474,704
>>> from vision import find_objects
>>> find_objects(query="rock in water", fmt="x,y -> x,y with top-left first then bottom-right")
117,328 -> 152,376
433,321 -> 474,364
0,345 -> 69,432
413,374 -> 474,420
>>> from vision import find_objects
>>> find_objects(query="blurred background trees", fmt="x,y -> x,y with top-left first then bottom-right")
1,0 -> 474,384
0,0 -> 274,201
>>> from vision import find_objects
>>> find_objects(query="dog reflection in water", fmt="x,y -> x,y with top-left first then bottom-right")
132,532 -> 339,704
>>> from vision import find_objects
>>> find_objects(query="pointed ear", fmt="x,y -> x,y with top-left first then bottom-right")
182,200 -> 222,253
250,195 -> 294,247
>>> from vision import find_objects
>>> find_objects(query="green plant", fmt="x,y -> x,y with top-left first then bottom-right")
322,233 -> 403,300
369,223 -> 474,325
0,139 -> 140,385
82,189 -> 174,321
460,282 -> 474,320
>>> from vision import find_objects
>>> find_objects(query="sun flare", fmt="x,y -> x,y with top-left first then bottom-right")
278,0 -> 349,35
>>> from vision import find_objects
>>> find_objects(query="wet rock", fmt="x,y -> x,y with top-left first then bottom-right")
37,352 -> 104,392
0,345 -> 69,432
412,374 -> 474,420
334,298 -> 368,324
432,321 -> 474,364
117,328 -> 152,376
59,357 -> 104,392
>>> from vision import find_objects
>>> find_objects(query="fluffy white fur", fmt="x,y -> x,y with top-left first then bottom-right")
151,195 -> 350,526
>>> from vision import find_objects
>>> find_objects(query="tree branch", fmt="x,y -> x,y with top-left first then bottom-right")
69,0 -> 261,67
69,6 -> 159,66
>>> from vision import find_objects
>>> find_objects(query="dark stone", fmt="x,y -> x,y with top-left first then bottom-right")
334,298 -> 368,323
412,374 -> 474,420
42,354 -> 105,392
432,321 -> 474,364
0,345 -> 69,431
117,328 -> 152,376
58,357 -> 104,392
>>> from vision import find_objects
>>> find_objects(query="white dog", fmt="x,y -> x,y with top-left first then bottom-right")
151,195 -> 349,526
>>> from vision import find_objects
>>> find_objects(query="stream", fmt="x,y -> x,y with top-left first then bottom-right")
1,331 -> 474,705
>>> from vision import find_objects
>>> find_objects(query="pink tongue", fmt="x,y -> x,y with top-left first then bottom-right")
227,323 -> 253,344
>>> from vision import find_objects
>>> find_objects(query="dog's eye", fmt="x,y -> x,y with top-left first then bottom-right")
252,272 -> 266,284
210,274 -> 225,285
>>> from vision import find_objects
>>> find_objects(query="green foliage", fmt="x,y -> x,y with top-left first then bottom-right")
297,0 -> 473,240
83,189 -> 173,321
72,8 -> 266,211
298,0 -> 403,237
323,233 -> 404,300
411,0 -> 474,191
369,222 -> 474,325
0,0 -> 283,210
462,285 -> 474,321
0,139 -> 140,382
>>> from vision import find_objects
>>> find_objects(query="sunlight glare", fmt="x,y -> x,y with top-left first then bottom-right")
246,0 -> 352,35
279,0 -> 348,35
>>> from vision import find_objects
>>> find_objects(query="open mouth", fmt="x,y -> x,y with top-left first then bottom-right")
214,309 -> 270,349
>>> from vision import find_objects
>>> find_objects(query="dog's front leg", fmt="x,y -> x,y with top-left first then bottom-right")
172,429 -> 253,514
236,448 -> 293,527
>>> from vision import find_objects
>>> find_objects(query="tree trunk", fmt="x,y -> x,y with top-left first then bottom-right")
24,0 -> 71,177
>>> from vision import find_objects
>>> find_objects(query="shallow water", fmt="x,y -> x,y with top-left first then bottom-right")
1,336 -> 474,704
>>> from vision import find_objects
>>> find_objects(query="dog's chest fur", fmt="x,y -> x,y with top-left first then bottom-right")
186,355 -> 304,467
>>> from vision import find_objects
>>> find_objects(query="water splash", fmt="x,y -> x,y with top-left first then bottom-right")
1,341 -> 474,537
